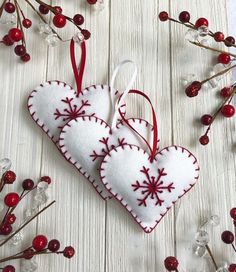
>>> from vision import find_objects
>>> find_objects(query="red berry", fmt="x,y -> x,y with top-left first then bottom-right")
63,246 -> 75,258
179,11 -> 190,23
4,2 -> 15,13
230,208 -> 236,220
201,114 -> 212,126
218,53 -> 231,65
164,256 -> 179,271
73,14 -> 84,25
5,213 -> 16,224
21,53 -> 31,62
214,31 -> 225,42
229,264 -> 236,272
2,35 -> 14,46
3,170 -> 16,184
39,4 -> 49,14
22,179 -> 34,190
23,248 -> 35,259
221,104 -> 235,118
159,11 -> 169,22
2,265 -> 15,272
199,135 -> 209,145
220,87 -> 232,98
4,193 -> 20,207
40,176 -> 51,184
32,235 -> 48,251
222,231 -> 234,244
225,36 -> 235,47
14,45 -> 26,56
87,0 -> 97,4
81,29 -> 91,40
53,14 -> 67,28
185,81 -> 201,97
0,224 -> 12,235
54,6 -> 62,13
22,18 -> 32,28
195,17 -> 209,28
48,239 -> 60,252
8,28 -> 23,42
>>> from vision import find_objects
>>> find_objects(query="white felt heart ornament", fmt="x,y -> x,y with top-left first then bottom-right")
28,82 -> 125,143
59,116 -> 153,199
100,144 -> 199,233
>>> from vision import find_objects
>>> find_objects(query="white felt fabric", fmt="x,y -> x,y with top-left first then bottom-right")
100,145 -> 199,232
59,117 -> 153,199
28,81 -> 125,142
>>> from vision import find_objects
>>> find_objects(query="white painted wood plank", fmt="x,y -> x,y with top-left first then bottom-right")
170,0 -> 235,270
106,1 -> 174,272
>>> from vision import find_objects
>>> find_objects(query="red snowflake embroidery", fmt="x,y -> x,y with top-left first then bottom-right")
90,137 -> 127,162
132,166 -> 175,207
54,97 -> 91,126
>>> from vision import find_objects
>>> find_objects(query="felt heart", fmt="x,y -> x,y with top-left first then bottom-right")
58,116 -> 153,199
27,81 -> 125,143
100,144 -> 199,233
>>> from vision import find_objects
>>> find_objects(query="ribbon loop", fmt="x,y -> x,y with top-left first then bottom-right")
110,60 -> 138,128
70,38 -> 86,95
118,90 -> 158,162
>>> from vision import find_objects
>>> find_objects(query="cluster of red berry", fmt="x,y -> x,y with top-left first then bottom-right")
0,169 -> 75,271
0,0 -> 90,62
159,11 -> 236,146
163,207 -> 236,272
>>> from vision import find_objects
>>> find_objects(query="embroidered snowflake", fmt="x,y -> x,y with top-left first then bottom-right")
90,137 -> 127,162
54,97 -> 91,126
132,166 -> 175,207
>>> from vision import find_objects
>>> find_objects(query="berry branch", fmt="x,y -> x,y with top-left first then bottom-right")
0,0 -> 91,62
159,11 -> 236,147
0,159 -> 75,271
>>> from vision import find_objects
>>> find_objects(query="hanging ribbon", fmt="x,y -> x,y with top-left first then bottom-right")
70,38 -> 86,95
110,60 -> 138,129
118,90 -> 158,162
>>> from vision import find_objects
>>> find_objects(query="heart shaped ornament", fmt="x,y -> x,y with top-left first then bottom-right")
100,144 -> 199,233
59,116 -> 153,199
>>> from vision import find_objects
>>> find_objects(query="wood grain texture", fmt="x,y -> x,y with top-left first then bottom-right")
0,0 -> 235,271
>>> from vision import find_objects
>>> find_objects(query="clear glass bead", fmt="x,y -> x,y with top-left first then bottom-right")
10,232 -> 23,246
181,74 -> 197,86
73,31 -> 85,44
21,259 -> 38,272
0,158 -> 11,176
94,0 -> 105,11
200,38 -> 210,47
192,243 -> 206,257
198,26 -> 209,37
208,71 -> 219,88
37,181 -> 49,192
213,63 -> 226,74
195,230 -> 209,246
38,22 -> 52,35
45,33 -> 59,47
34,191 -> 48,205
185,29 -> 199,42
209,215 -> 220,226
0,13 -> 16,25
24,207 -> 37,220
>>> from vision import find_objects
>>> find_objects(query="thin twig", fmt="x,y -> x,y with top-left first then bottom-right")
0,0 -> 7,18
0,201 -> 55,247
205,245 -> 218,270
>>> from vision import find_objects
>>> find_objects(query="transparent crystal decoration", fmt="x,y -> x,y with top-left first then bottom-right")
213,63 -> 226,74
0,158 -> 11,176
45,33 -> 59,47
200,38 -> 210,47
185,29 -> 199,42
216,268 -> 228,272
73,31 -> 85,44
21,259 -> 38,272
10,232 -> 23,246
208,71 -> 219,88
198,26 -> 209,37
195,230 -> 209,246
34,191 -> 48,205
0,13 -> 16,25
209,215 -> 220,226
37,181 -> 49,192
24,207 -> 37,220
192,243 -> 207,257
181,74 -> 197,87
38,22 -> 52,35
94,0 -> 105,11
